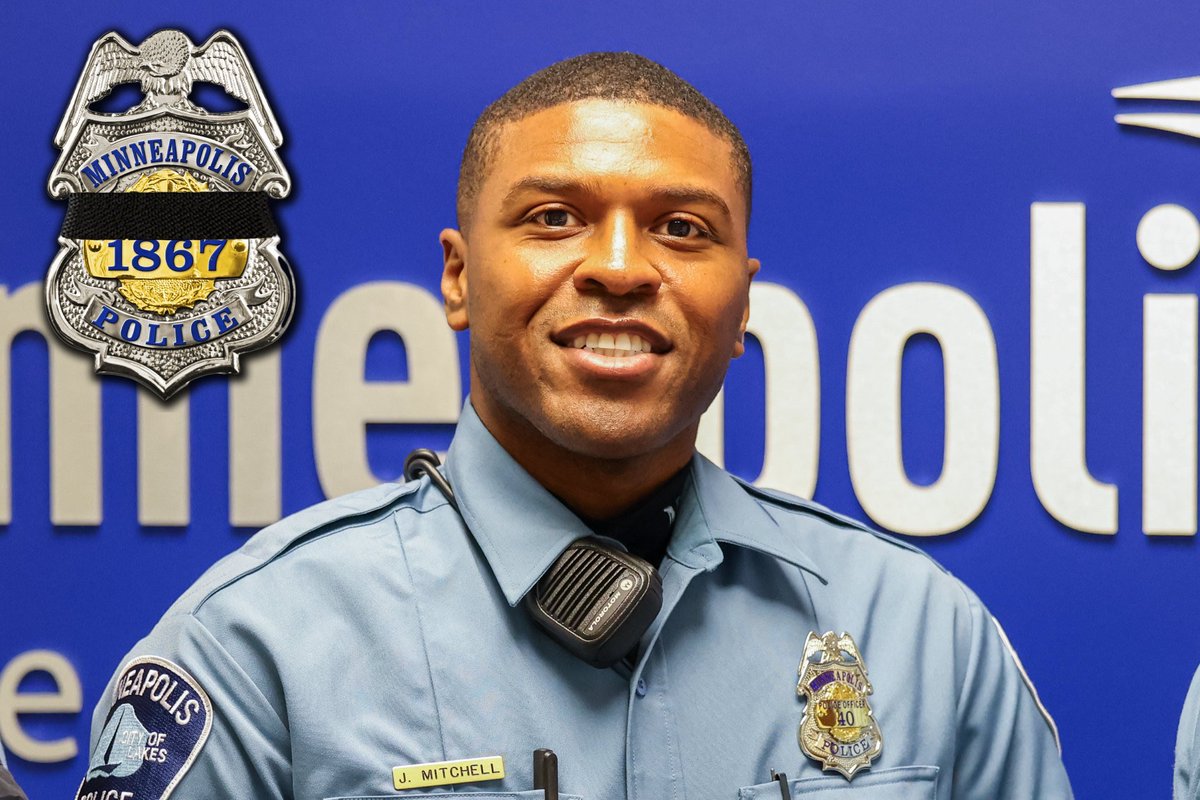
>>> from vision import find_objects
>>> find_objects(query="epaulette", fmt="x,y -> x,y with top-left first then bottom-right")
732,477 -> 948,570
191,479 -> 426,613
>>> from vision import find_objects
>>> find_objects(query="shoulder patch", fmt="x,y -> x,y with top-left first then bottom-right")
76,657 -> 212,800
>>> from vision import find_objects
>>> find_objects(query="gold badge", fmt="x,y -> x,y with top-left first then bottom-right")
796,631 -> 882,780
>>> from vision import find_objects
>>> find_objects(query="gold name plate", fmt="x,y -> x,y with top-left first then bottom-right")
392,755 -> 506,790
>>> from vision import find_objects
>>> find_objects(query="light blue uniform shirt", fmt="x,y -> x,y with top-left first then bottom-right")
84,402 -> 1071,799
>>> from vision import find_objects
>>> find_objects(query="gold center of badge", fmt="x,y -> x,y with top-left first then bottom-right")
796,631 -> 882,780
81,169 -> 250,314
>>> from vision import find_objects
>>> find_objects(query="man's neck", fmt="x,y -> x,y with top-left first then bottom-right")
470,397 -> 696,520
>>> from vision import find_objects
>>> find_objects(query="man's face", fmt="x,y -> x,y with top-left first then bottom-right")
442,99 -> 758,461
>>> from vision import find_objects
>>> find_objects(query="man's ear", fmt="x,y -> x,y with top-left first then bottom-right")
440,228 -> 470,331
733,256 -> 760,358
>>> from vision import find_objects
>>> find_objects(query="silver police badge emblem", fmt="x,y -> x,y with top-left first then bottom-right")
796,631 -> 883,779
46,29 -> 293,398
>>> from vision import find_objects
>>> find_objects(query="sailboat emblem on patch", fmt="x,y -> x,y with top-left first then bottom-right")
75,656 -> 213,800
46,29 -> 294,398
796,631 -> 883,780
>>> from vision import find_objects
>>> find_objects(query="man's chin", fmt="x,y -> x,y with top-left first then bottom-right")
538,403 -> 688,460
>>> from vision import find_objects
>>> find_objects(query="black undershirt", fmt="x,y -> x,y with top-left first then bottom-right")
577,464 -> 691,567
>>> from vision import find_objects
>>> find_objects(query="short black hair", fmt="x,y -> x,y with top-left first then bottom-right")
456,51 -> 752,231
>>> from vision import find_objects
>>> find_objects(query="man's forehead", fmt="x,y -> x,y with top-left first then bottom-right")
485,99 -> 740,196
501,99 -> 725,147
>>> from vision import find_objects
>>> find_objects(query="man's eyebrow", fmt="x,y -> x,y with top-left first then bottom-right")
501,176 -> 605,206
647,186 -> 732,222
502,177 -> 733,221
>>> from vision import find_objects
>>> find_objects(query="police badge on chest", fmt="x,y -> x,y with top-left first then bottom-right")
796,631 -> 883,780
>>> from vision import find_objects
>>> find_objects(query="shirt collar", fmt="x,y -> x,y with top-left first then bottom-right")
444,400 -> 826,607
444,402 -> 591,607
680,452 -> 826,582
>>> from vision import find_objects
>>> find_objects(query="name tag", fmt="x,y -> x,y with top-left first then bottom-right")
392,755 -> 506,789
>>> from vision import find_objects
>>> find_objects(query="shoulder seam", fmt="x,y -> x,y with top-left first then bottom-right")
734,478 -> 956,578
191,481 -> 423,614
186,611 -> 290,737
989,613 -> 1063,754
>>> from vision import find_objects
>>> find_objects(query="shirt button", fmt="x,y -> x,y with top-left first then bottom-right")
636,678 -> 647,697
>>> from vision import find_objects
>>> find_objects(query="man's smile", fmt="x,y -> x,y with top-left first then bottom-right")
551,318 -> 672,353
550,318 -> 673,379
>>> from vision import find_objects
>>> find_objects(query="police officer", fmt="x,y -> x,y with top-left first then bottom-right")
78,52 -> 1072,799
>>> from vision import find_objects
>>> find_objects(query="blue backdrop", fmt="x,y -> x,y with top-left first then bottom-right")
2,1 -> 1198,798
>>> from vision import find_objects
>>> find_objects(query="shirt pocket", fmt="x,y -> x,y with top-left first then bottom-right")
737,765 -> 938,799
327,793 -> 585,799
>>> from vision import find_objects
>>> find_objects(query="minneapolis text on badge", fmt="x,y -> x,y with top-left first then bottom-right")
46,29 -> 294,398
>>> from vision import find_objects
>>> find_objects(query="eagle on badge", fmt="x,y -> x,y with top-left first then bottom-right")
54,30 -> 281,150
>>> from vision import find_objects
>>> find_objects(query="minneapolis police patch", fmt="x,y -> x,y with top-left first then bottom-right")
75,656 -> 213,800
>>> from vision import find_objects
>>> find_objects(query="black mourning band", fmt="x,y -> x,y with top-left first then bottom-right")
60,192 -> 279,240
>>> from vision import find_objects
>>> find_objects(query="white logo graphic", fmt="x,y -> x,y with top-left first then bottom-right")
86,703 -> 150,780
1114,74 -> 1200,139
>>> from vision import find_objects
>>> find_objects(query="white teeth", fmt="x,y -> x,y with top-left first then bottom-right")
570,331 -> 654,357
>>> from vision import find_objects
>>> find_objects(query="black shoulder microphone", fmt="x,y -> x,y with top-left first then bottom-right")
404,449 -> 663,668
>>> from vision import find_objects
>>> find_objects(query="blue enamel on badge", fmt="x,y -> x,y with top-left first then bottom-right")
75,657 -> 213,800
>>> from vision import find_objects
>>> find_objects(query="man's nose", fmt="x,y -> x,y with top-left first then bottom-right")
572,212 -> 662,297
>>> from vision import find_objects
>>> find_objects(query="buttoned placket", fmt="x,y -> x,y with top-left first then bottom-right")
624,537 -> 724,800
443,403 -> 832,798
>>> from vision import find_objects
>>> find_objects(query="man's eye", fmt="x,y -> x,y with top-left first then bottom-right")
532,209 -> 580,227
656,218 -> 711,239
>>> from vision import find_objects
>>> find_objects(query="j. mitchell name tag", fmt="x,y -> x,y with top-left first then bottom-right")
392,755 -> 506,790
